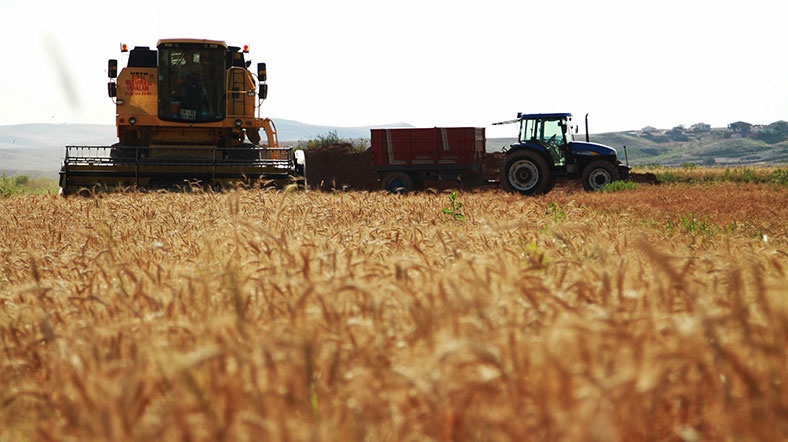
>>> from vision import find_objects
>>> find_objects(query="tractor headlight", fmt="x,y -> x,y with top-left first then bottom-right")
234,119 -> 243,128
129,117 -> 137,125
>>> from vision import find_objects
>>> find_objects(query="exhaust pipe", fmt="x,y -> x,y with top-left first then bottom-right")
585,113 -> 590,142
623,145 -> 629,167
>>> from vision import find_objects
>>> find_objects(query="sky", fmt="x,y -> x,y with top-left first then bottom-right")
1,0 -> 785,136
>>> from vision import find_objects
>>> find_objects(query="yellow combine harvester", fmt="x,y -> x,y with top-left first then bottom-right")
59,38 -> 305,195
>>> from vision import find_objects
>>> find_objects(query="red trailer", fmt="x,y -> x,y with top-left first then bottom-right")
370,127 -> 486,192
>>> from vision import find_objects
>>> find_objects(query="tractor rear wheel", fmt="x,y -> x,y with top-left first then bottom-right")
500,151 -> 552,195
581,161 -> 619,191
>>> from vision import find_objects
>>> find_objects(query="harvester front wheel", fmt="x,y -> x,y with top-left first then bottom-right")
501,151 -> 552,195
581,161 -> 619,191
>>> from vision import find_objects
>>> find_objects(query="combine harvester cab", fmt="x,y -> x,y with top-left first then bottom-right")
59,39 -> 305,195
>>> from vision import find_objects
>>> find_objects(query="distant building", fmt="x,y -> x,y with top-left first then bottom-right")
667,126 -> 689,141
640,126 -> 670,142
757,121 -> 788,143
640,126 -> 660,136
728,121 -> 752,135
689,123 -> 711,133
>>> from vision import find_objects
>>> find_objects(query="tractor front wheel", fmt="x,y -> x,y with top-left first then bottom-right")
581,161 -> 619,191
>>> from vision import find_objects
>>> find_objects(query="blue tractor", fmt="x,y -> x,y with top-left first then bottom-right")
496,113 -> 630,195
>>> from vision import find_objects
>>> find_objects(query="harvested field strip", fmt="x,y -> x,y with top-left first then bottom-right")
1,184 -> 786,441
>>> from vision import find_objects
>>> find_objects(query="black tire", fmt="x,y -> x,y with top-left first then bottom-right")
543,175 -> 558,194
581,160 -> 619,191
500,151 -> 552,195
382,172 -> 414,194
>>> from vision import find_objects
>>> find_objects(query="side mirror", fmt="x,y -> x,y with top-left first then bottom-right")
257,62 -> 267,99
108,59 -> 118,79
107,82 -> 117,98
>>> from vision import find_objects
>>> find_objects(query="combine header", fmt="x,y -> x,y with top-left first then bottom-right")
59,39 -> 305,195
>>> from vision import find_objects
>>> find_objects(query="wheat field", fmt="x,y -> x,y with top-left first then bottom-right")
1,182 -> 786,441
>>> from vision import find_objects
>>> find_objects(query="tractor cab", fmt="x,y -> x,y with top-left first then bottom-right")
512,112 -> 622,168
517,113 -> 575,166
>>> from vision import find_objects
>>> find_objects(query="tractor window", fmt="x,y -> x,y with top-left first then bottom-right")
158,46 -> 226,123
519,119 -> 567,146
541,120 -> 566,147
519,119 -> 538,143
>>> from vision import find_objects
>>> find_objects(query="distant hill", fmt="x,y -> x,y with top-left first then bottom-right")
583,126 -> 788,166
488,124 -> 788,166
0,124 -> 115,179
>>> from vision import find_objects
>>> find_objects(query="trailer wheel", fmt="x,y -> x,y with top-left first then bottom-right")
500,151 -> 552,195
382,172 -> 414,194
581,161 -> 619,191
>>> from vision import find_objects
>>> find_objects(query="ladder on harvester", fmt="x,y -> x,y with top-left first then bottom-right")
228,67 -> 250,118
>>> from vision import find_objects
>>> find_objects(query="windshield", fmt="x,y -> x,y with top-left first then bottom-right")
158,45 -> 226,123
519,118 -> 536,143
